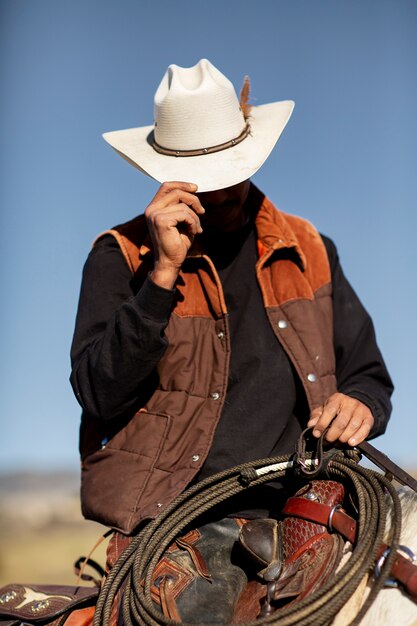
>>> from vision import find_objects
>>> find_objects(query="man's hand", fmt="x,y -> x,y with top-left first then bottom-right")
307,392 -> 374,446
145,181 -> 205,289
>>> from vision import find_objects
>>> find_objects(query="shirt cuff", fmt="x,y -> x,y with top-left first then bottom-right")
135,274 -> 176,322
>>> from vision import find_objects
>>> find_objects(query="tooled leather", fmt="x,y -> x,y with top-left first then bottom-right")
148,557 -> 195,605
104,534 -> 131,626
236,480 -> 348,619
175,537 -> 212,581
281,517 -> 325,561
140,529 -> 206,610
164,528 -> 211,582
168,529 -> 201,551
283,498 -> 357,544
106,530 -> 198,621
145,519 -> 248,622
105,533 -> 131,571
281,480 -> 346,561
272,534 -> 344,602
263,480 -> 347,609
295,480 -> 345,506
159,578 -> 181,621
0,585 -> 98,622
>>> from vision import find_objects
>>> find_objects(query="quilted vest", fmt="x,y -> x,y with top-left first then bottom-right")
80,185 -> 337,534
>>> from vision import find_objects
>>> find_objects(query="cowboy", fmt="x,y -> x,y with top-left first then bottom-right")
70,59 -> 393,621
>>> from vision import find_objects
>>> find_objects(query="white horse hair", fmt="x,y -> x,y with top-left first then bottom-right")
334,487 -> 417,626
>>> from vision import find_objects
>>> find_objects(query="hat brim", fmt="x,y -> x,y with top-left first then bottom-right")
102,100 -> 294,193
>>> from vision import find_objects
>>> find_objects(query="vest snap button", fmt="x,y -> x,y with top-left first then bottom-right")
210,392 -> 220,400
277,320 -> 287,329
307,373 -> 317,383
217,331 -> 224,339
192,454 -> 200,462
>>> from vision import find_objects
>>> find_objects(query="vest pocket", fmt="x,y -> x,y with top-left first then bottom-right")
80,411 -> 171,533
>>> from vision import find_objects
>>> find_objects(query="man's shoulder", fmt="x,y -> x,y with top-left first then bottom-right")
94,213 -> 148,247
265,199 -> 337,259
252,184 -> 321,241
278,210 -> 338,271
275,206 -> 320,239
93,213 -> 149,275
264,202 -> 324,250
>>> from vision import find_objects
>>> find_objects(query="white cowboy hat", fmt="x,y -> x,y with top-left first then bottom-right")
102,59 -> 294,192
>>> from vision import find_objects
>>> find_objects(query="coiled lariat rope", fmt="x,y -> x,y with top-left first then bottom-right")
93,449 -> 402,626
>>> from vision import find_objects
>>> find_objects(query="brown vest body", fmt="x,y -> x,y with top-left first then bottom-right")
80,186 -> 337,534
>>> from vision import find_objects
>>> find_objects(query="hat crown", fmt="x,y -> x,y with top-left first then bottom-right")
154,59 -> 246,151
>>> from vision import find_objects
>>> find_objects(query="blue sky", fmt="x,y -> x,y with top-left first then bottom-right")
1,0 -> 416,472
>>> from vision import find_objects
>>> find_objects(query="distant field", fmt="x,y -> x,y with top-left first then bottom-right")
0,521 -> 109,586
0,471 -> 109,587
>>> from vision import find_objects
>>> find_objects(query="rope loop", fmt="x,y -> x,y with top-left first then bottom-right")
93,451 -> 402,626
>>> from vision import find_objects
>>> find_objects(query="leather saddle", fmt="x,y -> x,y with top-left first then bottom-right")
237,480 -> 349,618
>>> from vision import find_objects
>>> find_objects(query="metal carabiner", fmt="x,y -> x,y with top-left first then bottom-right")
375,544 -> 417,588
294,427 -> 325,477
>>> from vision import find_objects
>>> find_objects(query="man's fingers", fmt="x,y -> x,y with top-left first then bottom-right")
309,394 -> 342,438
175,204 -> 204,235
346,418 -> 374,446
152,183 -> 205,214
156,181 -> 198,196
308,393 -> 374,447
307,406 -> 323,427
149,203 -> 203,235
325,401 -> 374,444
337,411 -> 374,446
323,405 -> 356,442
144,183 -> 203,287
147,191 -> 205,220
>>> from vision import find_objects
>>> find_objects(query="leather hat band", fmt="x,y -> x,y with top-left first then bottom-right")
152,124 -> 251,158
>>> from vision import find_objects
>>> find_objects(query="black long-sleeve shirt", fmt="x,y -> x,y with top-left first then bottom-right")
71,222 -> 393,479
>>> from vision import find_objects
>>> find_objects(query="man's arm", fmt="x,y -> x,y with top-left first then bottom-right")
70,181 -> 204,420
308,236 -> 393,445
70,237 -> 176,419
